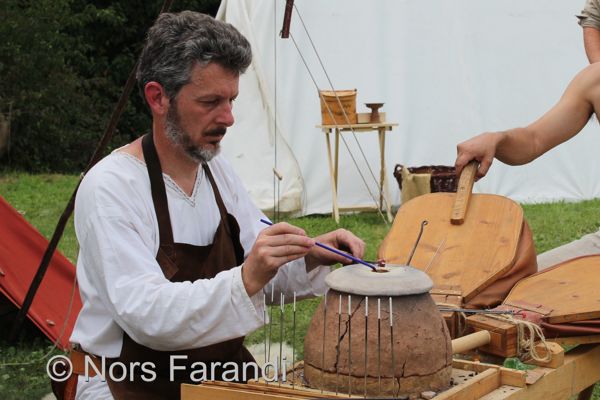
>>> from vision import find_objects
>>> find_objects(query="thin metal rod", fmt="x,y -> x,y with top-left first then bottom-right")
364,296 -> 368,398
348,295 -> 352,397
260,219 -> 376,270
406,220 -> 428,266
336,294 -> 341,395
279,293 -> 284,386
389,297 -> 395,393
424,237 -> 446,273
263,293 -> 268,365
292,292 -> 297,389
377,298 -> 381,395
267,283 -> 274,379
321,294 -> 327,393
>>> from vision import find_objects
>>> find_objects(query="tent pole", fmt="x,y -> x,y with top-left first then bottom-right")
9,0 -> 175,342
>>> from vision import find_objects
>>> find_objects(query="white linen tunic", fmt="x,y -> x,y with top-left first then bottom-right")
71,151 -> 329,399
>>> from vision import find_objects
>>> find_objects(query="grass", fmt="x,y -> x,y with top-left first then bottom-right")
0,171 -> 599,399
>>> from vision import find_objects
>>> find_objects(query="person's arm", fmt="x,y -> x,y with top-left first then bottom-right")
579,0 -> 600,63
455,65 -> 598,178
584,27 -> 600,63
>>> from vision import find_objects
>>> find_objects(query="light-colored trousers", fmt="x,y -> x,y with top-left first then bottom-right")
537,230 -> 600,270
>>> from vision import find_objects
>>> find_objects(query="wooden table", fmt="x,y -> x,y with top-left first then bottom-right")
181,344 -> 600,399
316,122 -> 398,223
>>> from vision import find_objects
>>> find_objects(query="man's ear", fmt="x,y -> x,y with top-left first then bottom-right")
144,82 -> 170,116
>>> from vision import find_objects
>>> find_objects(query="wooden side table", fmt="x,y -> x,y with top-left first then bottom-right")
316,122 -> 398,223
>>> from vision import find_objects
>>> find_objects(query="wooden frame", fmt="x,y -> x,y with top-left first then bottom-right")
317,122 -> 397,223
181,344 -> 600,400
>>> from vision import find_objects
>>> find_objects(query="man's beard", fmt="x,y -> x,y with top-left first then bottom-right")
165,103 -> 225,163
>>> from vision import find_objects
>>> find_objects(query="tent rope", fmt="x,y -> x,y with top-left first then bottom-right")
290,3 -> 391,224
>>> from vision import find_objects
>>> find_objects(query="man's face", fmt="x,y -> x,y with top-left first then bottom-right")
165,62 -> 239,163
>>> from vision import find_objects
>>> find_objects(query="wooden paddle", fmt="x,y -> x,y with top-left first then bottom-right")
378,161 -> 531,306
450,161 -> 478,225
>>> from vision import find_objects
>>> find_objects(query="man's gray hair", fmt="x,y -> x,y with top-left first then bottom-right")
136,11 -> 252,101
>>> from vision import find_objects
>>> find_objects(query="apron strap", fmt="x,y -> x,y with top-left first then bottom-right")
202,163 -> 233,236
141,134 -> 175,248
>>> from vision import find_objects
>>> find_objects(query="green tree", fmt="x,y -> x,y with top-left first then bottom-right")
0,0 -> 220,173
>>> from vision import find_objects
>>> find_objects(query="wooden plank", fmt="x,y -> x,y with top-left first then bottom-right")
549,311 -> 600,324
378,193 -> 524,302
434,368 -> 501,400
431,287 -> 463,297
505,256 -> 600,324
478,385 -> 522,400
317,122 -> 398,130
550,335 -> 600,346
525,369 -> 549,385
244,382 -> 348,398
522,342 -> 564,368
182,381 -> 357,400
489,344 -> 600,400
568,345 -> 600,394
451,360 -> 526,388
450,161 -> 477,225
181,384 -> 302,400
338,205 -> 383,212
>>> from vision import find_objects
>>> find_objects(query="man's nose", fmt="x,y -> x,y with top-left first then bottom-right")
216,102 -> 235,127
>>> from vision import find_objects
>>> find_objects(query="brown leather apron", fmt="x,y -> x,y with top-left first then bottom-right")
106,134 -> 253,399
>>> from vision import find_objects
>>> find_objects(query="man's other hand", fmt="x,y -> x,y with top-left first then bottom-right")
304,229 -> 365,271
242,222 -> 314,296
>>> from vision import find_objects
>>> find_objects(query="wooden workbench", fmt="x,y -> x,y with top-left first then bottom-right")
181,343 -> 600,399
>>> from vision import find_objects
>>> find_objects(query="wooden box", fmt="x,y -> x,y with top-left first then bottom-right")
319,89 -> 357,125
466,314 -> 518,358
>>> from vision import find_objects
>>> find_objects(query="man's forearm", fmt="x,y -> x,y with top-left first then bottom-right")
494,127 -> 541,166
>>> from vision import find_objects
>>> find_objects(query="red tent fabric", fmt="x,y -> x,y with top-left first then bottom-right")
0,195 -> 81,350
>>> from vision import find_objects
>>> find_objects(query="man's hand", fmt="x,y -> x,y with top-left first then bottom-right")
242,223 -> 315,296
455,132 -> 503,179
304,229 -> 365,271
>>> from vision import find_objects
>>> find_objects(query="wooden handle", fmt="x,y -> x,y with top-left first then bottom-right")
452,330 -> 491,354
450,161 -> 478,225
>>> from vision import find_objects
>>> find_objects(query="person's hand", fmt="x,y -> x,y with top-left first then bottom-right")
304,229 -> 365,271
455,132 -> 503,179
242,222 -> 315,296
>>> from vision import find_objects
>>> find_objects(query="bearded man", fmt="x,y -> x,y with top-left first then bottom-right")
66,11 -> 364,400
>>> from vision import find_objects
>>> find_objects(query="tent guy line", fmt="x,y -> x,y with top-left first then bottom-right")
286,3 -> 391,224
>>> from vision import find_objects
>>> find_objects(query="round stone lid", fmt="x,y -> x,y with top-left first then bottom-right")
325,263 -> 433,296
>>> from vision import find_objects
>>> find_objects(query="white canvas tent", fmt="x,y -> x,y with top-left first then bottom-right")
217,0 -> 599,216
